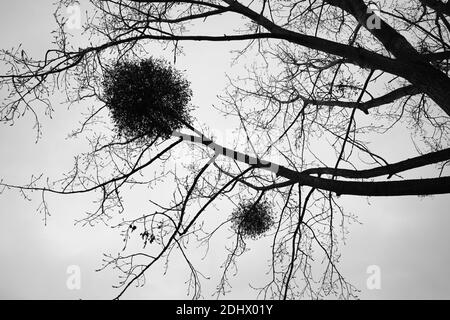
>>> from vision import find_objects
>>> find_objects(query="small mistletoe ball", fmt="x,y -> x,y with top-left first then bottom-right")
231,199 -> 274,239
102,58 -> 192,140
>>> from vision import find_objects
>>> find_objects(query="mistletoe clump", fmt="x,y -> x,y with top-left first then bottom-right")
231,199 -> 274,239
102,58 -> 192,140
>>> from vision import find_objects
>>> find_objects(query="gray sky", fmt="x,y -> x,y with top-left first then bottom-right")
1,0 -> 450,300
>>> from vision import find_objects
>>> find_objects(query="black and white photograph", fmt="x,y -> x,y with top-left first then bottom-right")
1,0 -> 450,304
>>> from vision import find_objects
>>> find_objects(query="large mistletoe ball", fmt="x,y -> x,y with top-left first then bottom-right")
102,58 -> 192,140
231,199 -> 274,239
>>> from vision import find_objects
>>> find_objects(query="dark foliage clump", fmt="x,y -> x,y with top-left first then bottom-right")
231,199 -> 274,239
102,58 -> 192,140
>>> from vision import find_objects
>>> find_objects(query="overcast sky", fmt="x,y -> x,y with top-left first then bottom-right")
1,0 -> 450,300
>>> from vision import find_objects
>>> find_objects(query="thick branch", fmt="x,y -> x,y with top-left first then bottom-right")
422,51 -> 450,61
295,174 -> 450,196
302,148 -> 450,179
301,85 -> 419,114
420,0 -> 450,16
325,0 -> 420,60
325,0 -> 450,116
176,131 -> 450,196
